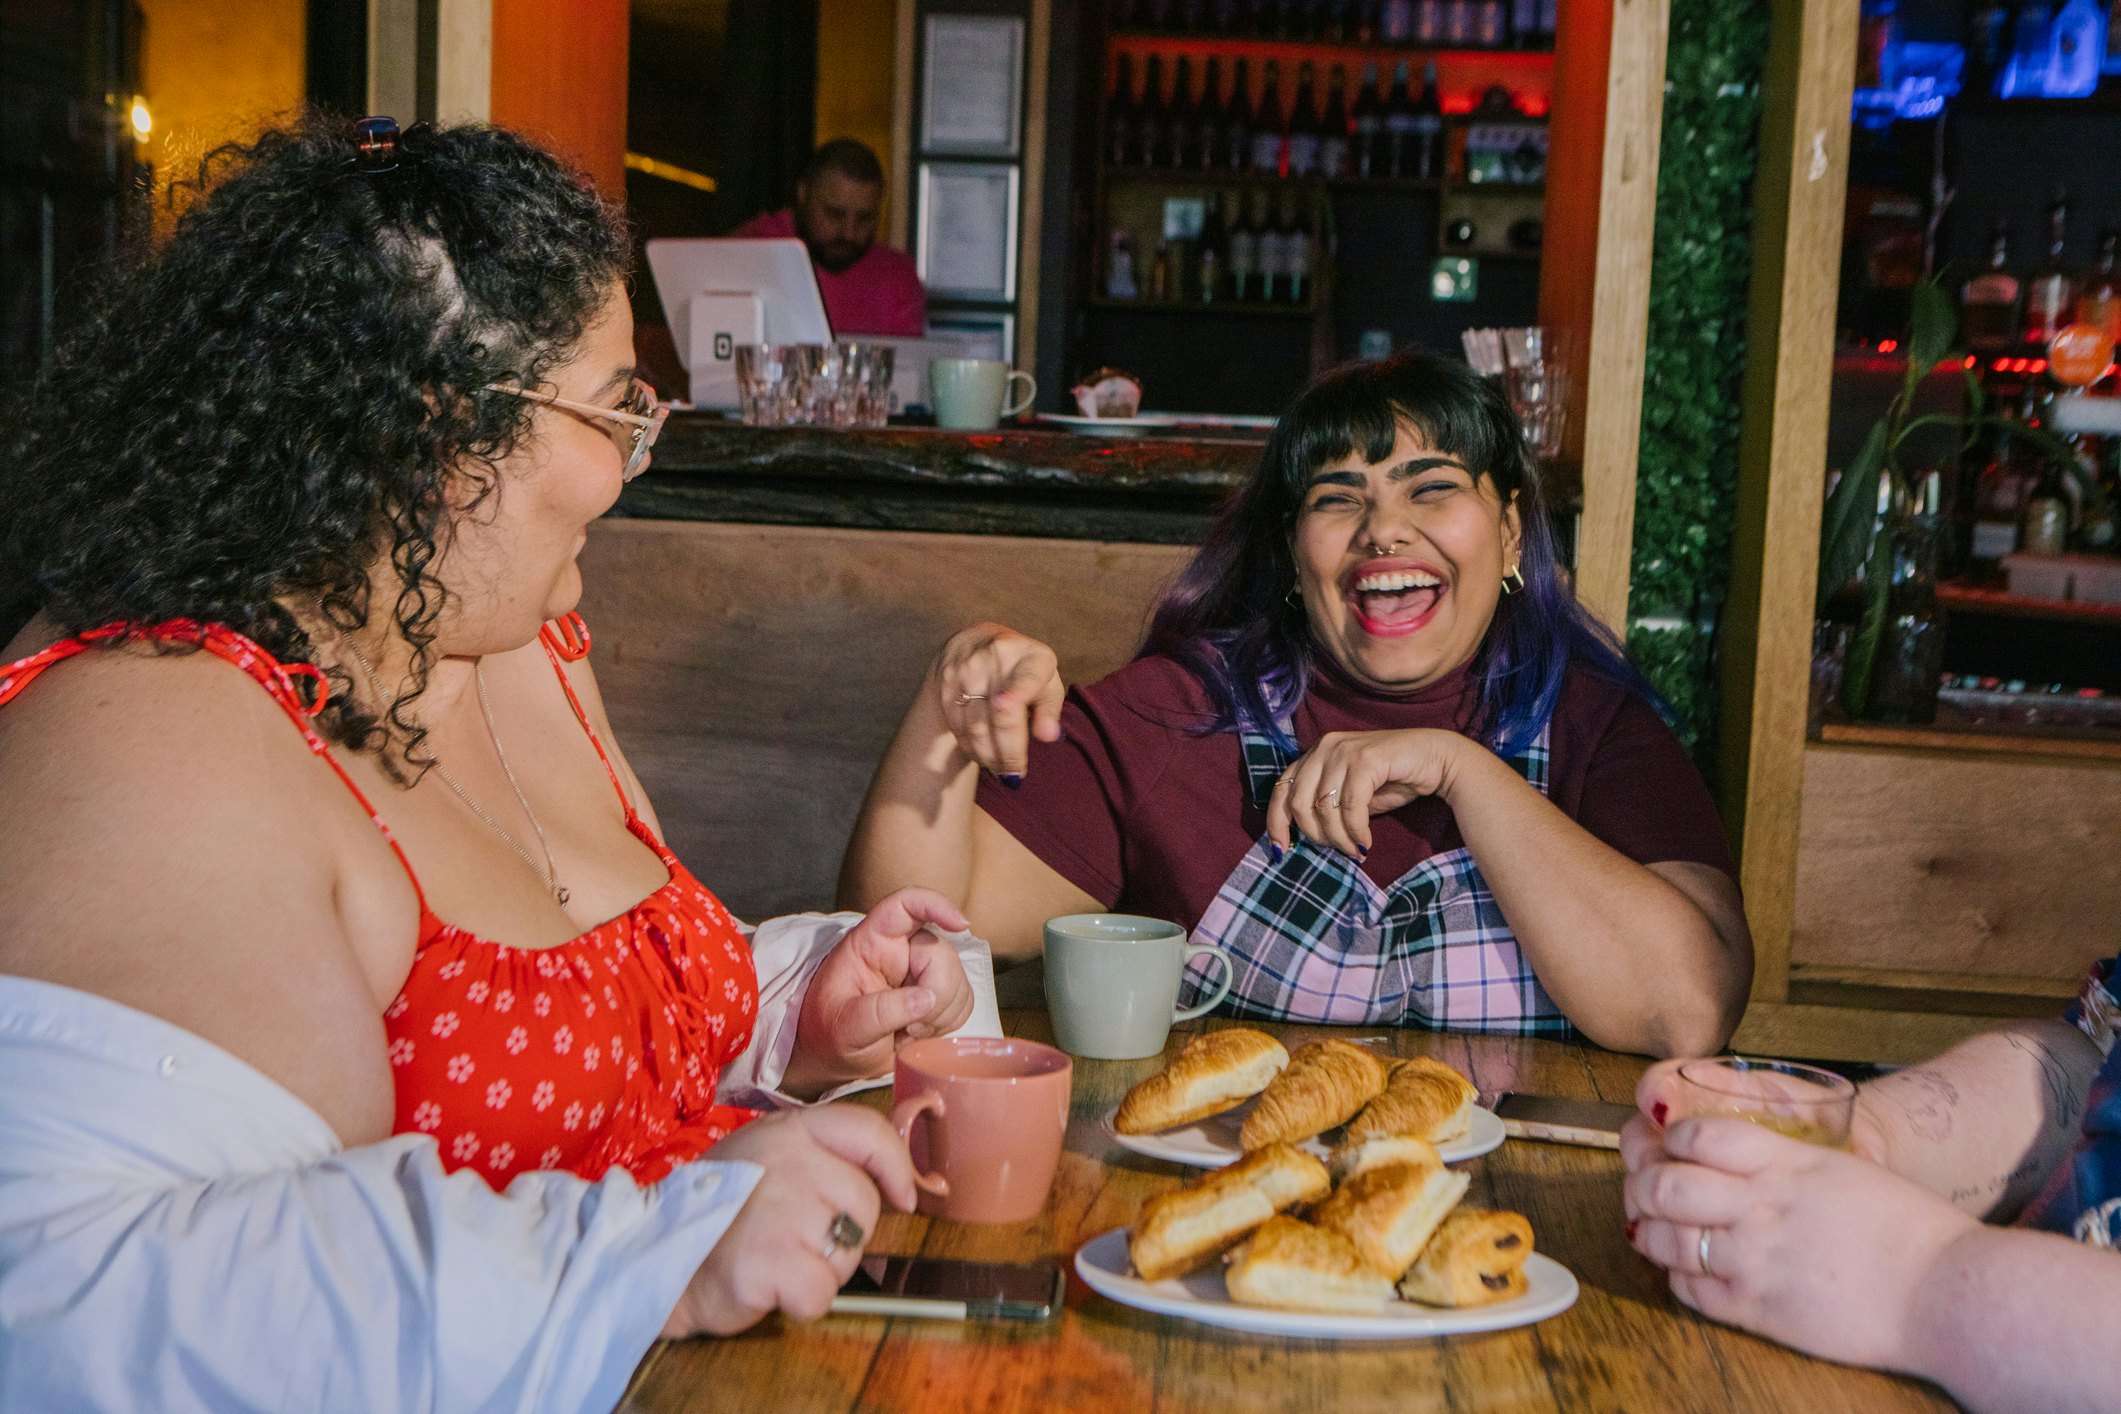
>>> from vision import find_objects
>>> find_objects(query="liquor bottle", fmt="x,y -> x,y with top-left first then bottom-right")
1385,0 -> 1416,42
1319,65 -> 1353,180
1446,0 -> 1476,45
1537,0 -> 1558,46
1969,408 -> 2029,574
2080,228 -> 2121,343
2021,453 -> 2072,556
1510,0 -> 1539,46
1257,190 -> 1288,302
1134,54 -> 1167,168
1283,193 -> 1314,305
1475,0 -> 1507,46
1106,53 -> 1137,169
1252,60 -> 1288,176
1194,58 -> 1227,170
1966,0 -> 2011,92
2023,189 -> 2079,345
1381,60 -> 1417,180
1223,58 -> 1256,172
1285,61 -> 1323,178
1165,56 -> 1199,168
1411,0 -> 1440,44
1351,63 -> 1385,180
1961,221 -> 2020,349
1198,191 -> 1228,302
1106,227 -> 1140,300
1354,0 -> 1383,42
1320,0 -> 1352,41
1411,62 -> 1446,181
1228,190 -> 1260,301
1150,239 -> 1174,301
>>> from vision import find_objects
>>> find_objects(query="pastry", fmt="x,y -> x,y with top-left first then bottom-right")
1345,1056 -> 1478,1147
1115,1028 -> 1289,1135
1310,1145 -> 1470,1277
1397,1208 -> 1535,1308
1224,1216 -> 1397,1314
1328,1131 -> 1447,1184
1238,1039 -> 1390,1151
1128,1142 -> 1331,1282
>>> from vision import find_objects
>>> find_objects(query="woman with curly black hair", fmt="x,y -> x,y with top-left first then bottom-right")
0,116 -> 987,1410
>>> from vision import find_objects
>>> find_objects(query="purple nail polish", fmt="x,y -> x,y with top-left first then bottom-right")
1267,842 -> 1284,864
1002,774 -> 1023,790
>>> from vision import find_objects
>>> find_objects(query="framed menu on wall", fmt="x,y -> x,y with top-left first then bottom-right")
917,160 -> 1019,302
920,14 -> 1023,158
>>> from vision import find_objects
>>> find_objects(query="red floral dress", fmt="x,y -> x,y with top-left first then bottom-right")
0,617 -> 760,1189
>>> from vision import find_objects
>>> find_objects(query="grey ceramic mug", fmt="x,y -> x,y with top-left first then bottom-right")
1042,914 -> 1235,1060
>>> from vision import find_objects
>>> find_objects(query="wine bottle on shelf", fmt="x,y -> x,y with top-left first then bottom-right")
1228,189 -> 1260,301
1106,226 -> 1140,300
1194,58 -> 1227,170
1537,0 -> 1558,46
1961,221 -> 2021,350
1446,0 -> 1475,46
1351,62 -> 1384,180
2080,229 -> 2121,343
1381,60 -> 1416,180
1319,65 -> 1353,181
1257,189 -> 1288,302
1150,239 -> 1174,301
1404,0 -> 1434,44
1509,0 -> 1538,47
2023,189 -> 2079,347
1166,55 -> 1198,169
1134,54 -> 1167,168
1253,60 -> 1288,176
1475,0 -> 1507,47
1320,0 -> 1352,41
1106,52 -> 1137,170
1353,0 -> 1383,42
1412,61 -> 1445,181
1284,193 -> 1314,306
1223,58 -> 1256,172
1285,61 -> 1323,179
1198,191 -> 1228,302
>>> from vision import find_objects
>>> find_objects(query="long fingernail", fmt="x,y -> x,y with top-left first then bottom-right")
1651,1102 -> 1668,1126
1002,774 -> 1023,789
1267,842 -> 1284,863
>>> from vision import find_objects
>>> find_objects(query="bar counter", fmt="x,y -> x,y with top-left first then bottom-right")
611,416 -> 1261,544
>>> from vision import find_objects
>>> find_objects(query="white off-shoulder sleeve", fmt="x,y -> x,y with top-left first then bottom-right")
0,977 -> 760,1414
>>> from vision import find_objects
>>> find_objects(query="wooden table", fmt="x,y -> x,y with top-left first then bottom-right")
621,1015 -> 1960,1413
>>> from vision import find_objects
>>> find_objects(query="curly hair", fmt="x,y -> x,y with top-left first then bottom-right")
0,114 -> 629,774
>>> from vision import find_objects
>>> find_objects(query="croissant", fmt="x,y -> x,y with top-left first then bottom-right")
1128,1142 -> 1331,1282
1328,1132 -> 1440,1184
1115,1028 -> 1289,1135
1397,1208 -> 1535,1308
1238,1039 -> 1389,1151
1224,1216 -> 1397,1314
1345,1055 -> 1478,1146
1310,1144 -> 1470,1277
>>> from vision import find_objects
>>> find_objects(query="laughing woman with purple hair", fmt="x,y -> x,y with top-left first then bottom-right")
843,351 -> 1750,1057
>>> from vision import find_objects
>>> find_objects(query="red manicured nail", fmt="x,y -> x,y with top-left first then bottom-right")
1626,1218 -> 1639,1242
1651,1102 -> 1668,1126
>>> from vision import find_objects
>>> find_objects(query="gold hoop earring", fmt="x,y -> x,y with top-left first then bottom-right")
1501,564 -> 1526,595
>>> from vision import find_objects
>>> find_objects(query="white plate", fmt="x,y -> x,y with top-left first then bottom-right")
1073,1228 -> 1578,1340
1033,412 -> 1187,433
1103,1101 -> 1507,1170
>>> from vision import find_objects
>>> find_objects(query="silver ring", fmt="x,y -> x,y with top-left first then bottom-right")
823,1210 -> 865,1260
1319,788 -> 1341,805
1272,776 -> 1294,791
954,692 -> 989,705
1697,1227 -> 1716,1278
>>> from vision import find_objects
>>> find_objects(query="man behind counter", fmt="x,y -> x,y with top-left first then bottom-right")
737,138 -> 926,337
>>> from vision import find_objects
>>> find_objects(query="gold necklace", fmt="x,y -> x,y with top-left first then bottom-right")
330,615 -> 571,906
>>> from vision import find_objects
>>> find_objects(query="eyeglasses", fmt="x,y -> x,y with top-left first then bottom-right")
484,376 -> 669,482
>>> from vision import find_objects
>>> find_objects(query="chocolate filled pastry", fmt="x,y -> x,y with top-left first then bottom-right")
1309,1144 -> 1471,1277
1238,1038 -> 1390,1151
1345,1056 -> 1478,1147
1224,1216 -> 1398,1314
1397,1208 -> 1535,1308
1128,1142 -> 1331,1282
1115,1028 -> 1289,1135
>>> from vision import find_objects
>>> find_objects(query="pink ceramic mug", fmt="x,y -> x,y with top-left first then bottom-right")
891,1036 -> 1073,1224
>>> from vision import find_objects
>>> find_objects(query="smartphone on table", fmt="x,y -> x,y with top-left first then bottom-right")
831,1255 -> 1065,1321
1492,1093 -> 1639,1149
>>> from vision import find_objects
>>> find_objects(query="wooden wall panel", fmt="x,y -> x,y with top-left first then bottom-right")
490,0 -> 629,194
1790,744 -> 2121,983
575,520 -> 1190,920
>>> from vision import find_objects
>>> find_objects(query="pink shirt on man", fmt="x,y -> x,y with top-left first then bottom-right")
732,209 -> 927,337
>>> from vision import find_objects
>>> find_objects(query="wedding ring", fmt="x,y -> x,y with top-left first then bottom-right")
1319,788 -> 1342,805
1697,1227 -> 1716,1279
823,1210 -> 865,1260
954,692 -> 989,705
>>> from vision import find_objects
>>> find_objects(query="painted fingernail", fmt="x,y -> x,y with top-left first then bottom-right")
1651,1102 -> 1669,1126
1267,843 -> 1284,863
1357,843 -> 1370,857
1626,1218 -> 1640,1242
1002,774 -> 1023,789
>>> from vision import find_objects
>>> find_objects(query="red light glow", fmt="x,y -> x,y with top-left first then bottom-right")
1878,339 -> 1898,352
2030,359 -> 2049,373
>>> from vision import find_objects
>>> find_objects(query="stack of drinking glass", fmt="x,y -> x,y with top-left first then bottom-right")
1461,326 -> 1568,463
733,342 -> 895,428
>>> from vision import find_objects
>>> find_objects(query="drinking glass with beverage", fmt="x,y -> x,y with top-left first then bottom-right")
1667,1057 -> 1858,1149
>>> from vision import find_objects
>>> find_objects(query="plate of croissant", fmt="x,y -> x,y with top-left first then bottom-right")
1074,1137 -> 1575,1338
1105,1031 -> 1506,1171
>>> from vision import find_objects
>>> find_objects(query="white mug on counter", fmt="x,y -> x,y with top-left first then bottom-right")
930,358 -> 1036,430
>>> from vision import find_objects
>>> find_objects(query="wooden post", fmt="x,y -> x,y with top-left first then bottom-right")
1721,0 -> 1860,1005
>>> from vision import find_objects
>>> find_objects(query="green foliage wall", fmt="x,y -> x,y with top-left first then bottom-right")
1626,0 -> 1772,774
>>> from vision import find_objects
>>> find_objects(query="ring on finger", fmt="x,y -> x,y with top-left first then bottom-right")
823,1210 -> 866,1260
1273,775 -> 1294,791
954,692 -> 989,705
1697,1226 -> 1716,1279
1318,787 -> 1341,806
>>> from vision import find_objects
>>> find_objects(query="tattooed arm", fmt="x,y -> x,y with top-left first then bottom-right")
1856,1019 -> 2102,1220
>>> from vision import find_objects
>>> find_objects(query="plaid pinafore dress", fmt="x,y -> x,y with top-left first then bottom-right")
1179,719 -> 1573,1035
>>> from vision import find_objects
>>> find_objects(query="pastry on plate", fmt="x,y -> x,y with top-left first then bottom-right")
1238,1038 -> 1389,1151
1345,1056 -> 1478,1147
1397,1208 -> 1535,1308
1310,1143 -> 1470,1277
1327,1132 -> 1440,1184
1129,1142 -> 1330,1282
1224,1216 -> 1397,1314
1115,1028 -> 1289,1135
